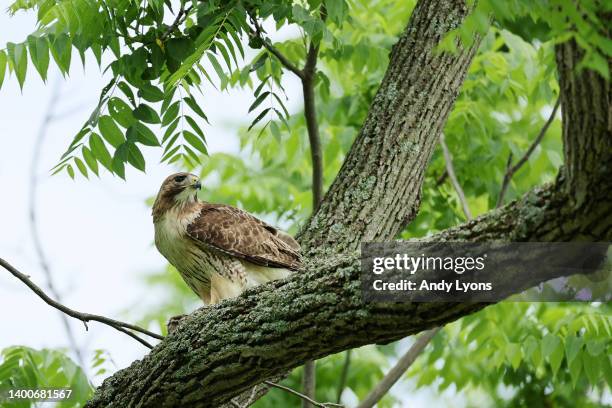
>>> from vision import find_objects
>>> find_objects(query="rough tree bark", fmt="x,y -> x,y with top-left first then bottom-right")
85,1 -> 611,407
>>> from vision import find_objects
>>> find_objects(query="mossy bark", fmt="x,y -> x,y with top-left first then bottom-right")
85,2 -> 611,408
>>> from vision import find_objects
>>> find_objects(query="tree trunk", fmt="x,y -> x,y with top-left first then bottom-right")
85,2 -> 611,407
298,0 -> 477,254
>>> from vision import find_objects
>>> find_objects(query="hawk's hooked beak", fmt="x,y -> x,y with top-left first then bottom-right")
193,180 -> 202,190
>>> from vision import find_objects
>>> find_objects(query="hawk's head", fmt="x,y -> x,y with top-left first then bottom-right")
152,172 -> 201,221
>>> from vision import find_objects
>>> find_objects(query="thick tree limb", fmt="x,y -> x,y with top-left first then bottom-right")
82,177 -> 610,408
0,258 -> 163,348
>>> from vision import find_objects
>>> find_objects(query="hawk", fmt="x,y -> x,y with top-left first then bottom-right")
152,172 -> 301,304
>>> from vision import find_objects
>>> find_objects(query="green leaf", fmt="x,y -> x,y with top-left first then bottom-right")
183,96 -> 208,122
166,37 -> 195,63
207,53 -> 226,82
162,101 -> 180,126
253,75 -> 269,97
546,335 -> 564,378
49,34 -> 71,74
161,144 -> 181,162
108,97 -> 135,128
98,116 -> 125,148
248,108 -> 270,131
66,164 -> 75,179
325,0 -> 348,25
183,130 -> 207,155
248,91 -> 270,113
27,35 -> 49,81
7,42 -> 28,90
74,157 -> 89,178
163,118 -> 180,143
185,115 -> 205,139
127,143 -> 146,171
564,334 -> 583,366
81,146 -> 99,176
505,343 -> 522,370
112,145 -> 127,179
134,122 -> 159,146
117,81 -> 136,106
569,355 -> 582,388
542,333 -> 560,358
0,50 -> 7,89
582,352 -> 600,385
137,83 -> 165,102
133,104 -> 161,124
586,340 -> 606,356
89,133 -> 113,171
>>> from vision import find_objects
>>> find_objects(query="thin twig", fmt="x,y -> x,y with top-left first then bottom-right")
439,133 -> 472,220
356,328 -> 441,408
28,78 -> 85,367
264,381 -> 343,408
435,169 -> 448,187
336,349 -> 351,404
302,360 -> 317,408
0,257 -> 163,349
161,2 -> 193,41
497,97 -> 561,207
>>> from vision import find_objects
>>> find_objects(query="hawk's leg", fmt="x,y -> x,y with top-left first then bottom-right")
167,314 -> 188,334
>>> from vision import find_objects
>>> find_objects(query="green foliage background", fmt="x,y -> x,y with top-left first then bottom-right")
0,0 -> 610,407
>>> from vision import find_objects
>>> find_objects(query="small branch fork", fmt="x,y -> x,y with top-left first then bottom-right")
247,14 -> 325,210
0,257 -> 163,349
356,328 -> 441,408
264,381 -> 343,408
497,97 -> 561,207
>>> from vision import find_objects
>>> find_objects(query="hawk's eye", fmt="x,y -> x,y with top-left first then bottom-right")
174,175 -> 187,183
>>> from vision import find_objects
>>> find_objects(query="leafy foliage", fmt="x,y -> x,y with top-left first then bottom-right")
1,0 -> 607,180
408,302 -> 612,407
405,27 -> 561,237
0,346 -> 93,408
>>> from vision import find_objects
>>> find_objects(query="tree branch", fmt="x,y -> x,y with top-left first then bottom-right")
356,328 -> 441,408
248,16 -> 304,79
302,42 -> 324,211
0,257 -> 163,349
161,3 -> 193,41
439,133 -> 472,220
496,96 -> 561,207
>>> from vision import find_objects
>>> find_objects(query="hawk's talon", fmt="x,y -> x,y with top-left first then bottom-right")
167,314 -> 187,334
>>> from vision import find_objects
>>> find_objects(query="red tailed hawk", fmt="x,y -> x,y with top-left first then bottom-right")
152,172 -> 301,304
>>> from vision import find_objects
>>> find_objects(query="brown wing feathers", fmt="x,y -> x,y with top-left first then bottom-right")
186,204 -> 301,270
